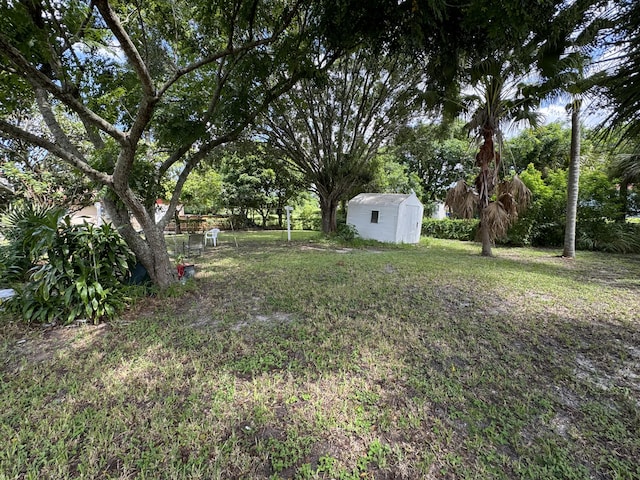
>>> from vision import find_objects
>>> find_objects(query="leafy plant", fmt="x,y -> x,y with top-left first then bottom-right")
335,222 -> 358,242
505,164 -> 640,250
576,220 -> 640,253
0,202 -> 66,282
5,219 -> 136,324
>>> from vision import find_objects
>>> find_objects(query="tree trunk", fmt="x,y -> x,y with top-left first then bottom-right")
480,208 -> 493,257
103,198 -> 178,288
476,128 -> 496,257
563,101 -> 581,258
319,195 -> 339,234
277,208 -> 284,229
138,227 -> 177,288
618,179 -> 628,223
174,210 -> 182,234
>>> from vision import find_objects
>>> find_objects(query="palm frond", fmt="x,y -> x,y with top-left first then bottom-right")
497,193 -> 518,217
497,175 -> 531,212
445,180 -> 477,219
484,201 -> 511,241
609,153 -> 640,183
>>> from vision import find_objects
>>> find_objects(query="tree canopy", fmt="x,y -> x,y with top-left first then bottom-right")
393,123 -> 474,206
0,0 -> 635,285
600,0 -> 640,143
264,50 -> 424,233
0,0 -> 338,286
219,141 -> 305,228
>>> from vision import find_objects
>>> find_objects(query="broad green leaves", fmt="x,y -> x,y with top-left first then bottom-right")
3,215 -> 136,324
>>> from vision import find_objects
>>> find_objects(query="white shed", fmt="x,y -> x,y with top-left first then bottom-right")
346,192 -> 424,244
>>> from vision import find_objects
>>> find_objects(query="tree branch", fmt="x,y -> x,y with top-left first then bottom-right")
0,120 -> 113,186
0,34 -> 126,144
34,88 -> 85,160
93,0 -> 156,99
157,0 -> 302,97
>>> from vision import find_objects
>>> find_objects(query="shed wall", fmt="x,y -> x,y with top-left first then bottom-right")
346,204 -> 399,243
396,203 -> 423,243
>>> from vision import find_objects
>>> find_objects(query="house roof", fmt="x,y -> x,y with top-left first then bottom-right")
348,193 -> 417,207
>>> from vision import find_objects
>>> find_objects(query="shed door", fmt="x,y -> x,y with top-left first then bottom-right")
405,205 -> 422,243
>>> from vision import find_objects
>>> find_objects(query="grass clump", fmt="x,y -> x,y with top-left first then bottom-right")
1,233 -> 639,478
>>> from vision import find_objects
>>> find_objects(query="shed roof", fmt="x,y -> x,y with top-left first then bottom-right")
348,193 -> 415,207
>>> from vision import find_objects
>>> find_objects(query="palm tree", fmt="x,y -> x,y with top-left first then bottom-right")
598,0 -> 640,212
445,63 -> 536,256
563,98 -> 581,258
537,2 -> 610,258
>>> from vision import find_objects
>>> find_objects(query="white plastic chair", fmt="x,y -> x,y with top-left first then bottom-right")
205,228 -> 220,247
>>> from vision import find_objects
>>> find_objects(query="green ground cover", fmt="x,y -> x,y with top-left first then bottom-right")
1,234 -> 639,479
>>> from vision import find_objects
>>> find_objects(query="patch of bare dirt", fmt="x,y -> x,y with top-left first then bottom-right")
573,348 -> 640,406
3,322 -> 110,374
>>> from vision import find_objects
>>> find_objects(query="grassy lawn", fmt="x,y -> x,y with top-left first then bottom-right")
1,234 -> 639,479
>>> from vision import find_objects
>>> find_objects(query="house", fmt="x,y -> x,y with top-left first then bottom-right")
431,202 -> 447,219
70,203 -> 106,226
69,199 -> 182,230
0,176 -> 13,195
0,176 -> 14,210
346,192 -> 424,244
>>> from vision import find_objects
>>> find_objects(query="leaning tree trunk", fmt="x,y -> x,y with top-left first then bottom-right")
103,198 -> 178,288
563,101 -> 581,258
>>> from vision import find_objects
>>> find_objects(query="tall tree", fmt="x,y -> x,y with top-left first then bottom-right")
531,0 -> 612,258
506,123 -> 572,173
563,99 -> 582,258
220,141 -> 305,228
175,166 -> 223,215
446,0 -> 610,257
264,50 -> 423,233
446,61 -> 538,256
0,0 -> 338,287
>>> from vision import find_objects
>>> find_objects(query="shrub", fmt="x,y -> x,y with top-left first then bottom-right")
4,218 -> 136,325
336,222 -> 358,242
504,165 -> 567,247
422,218 -> 479,241
576,220 -> 640,253
507,164 -> 635,249
0,203 -> 66,283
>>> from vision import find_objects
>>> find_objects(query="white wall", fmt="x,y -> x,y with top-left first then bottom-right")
396,203 -> 423,244
347,204 -> 399,243
432,202 -> 446,220
395,194 -> 423,243
347,193 -> 424,244
70,205 -> 99,225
